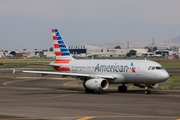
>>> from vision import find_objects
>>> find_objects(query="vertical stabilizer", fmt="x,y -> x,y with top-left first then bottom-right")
51,29 -> 74,71
52,29 -> 72,60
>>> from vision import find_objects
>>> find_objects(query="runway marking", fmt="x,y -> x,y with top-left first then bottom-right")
3,76 -> 77,87
2,79 -> 179,107
0,93 -> 76,102
2,75 -> 83,95
3,79 -> 36,86
2,78 -> 79,102
0,115 -> 179,120
42,115 -> 180,120
43,116 -> 94,120
3,76 -> 51,86
3,78 -> 80,92
78,116 -> 95,120
3,77 -> 77,87
77,115 -> 180,120
62,80 -> 79,86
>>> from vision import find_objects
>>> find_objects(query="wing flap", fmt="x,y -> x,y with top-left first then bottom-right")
23,70 -> 114,79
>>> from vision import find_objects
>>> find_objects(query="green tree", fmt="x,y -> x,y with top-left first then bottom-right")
114,46 -> 121,49
9,51 -> 16,56
153,46 -> 157,51
126,52 -> 131,57
144,46 -> 152,52
126,50 -> 137,57
49,47 -> 53,51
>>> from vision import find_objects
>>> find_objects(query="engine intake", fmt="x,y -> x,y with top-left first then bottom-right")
85,78 -> 109,90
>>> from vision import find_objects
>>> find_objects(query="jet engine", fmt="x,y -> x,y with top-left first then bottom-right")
85,78 -> 109,90
134,83 -> 158,89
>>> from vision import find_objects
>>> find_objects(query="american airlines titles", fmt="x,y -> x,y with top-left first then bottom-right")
94,63 -> 128,72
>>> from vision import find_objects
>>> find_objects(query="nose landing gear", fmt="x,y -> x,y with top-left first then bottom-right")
144,86 -> 151,94
118,84 -> 127,92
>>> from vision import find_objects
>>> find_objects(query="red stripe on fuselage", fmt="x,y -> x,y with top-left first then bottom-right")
53,66 -> 70,71
54,60 -> 70,64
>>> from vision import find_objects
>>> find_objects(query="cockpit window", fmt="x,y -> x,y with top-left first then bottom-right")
148,66 -> 165,70
152,66 -> 155,70
148,66 -> 152,70
156,66 -> 161,70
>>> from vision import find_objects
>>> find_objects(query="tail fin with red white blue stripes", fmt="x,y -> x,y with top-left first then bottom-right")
51,29 -> 74,71
52,29 -> 73,60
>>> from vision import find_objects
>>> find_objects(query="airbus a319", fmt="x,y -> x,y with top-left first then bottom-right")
23,29 -> 169,94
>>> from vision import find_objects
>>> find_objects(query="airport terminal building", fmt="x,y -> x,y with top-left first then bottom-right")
2,45 -> 180,59
67,45 -> 148,57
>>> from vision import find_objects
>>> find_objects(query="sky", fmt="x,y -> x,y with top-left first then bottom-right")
0,0 -> 180,50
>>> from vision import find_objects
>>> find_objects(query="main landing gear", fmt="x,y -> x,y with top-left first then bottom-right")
118,84 -> 151,94
85,88 -> 95,93
118,84 -> 127,92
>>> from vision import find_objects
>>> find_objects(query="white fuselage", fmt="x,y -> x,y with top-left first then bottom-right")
58,59 -> 169,84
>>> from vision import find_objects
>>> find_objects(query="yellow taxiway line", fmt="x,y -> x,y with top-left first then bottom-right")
62,80 -> 78,86
77,115 -> 180,120
78,116 -> 95,120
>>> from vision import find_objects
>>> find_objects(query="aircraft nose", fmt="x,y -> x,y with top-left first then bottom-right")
159,71 -> 169,82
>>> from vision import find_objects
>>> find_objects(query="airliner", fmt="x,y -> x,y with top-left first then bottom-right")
23,29 -> 169,94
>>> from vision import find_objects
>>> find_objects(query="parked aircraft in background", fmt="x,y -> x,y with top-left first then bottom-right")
23,29 -> 169,94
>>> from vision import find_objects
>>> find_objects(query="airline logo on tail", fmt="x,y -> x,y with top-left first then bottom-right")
51,29 -> 72,71
52,29 -> 70,57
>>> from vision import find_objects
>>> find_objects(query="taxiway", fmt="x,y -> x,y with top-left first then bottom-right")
0,70 -> 179,120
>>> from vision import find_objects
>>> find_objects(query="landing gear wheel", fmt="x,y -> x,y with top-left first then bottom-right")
85,88 -> 95,93
118,86 -> 122,92
144,86 -> 151,94
118,86 -> 127,92
145,90 -> 151,94
123,86 -> 127,92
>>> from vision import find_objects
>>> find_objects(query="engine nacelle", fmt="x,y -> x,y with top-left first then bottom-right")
85,78 -> 109,90
134,83 -> 158,89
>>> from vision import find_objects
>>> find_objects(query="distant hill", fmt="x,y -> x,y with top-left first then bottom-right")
168,36 -> 180,42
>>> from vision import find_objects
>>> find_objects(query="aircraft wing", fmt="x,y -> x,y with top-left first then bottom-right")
23,70 -> 115,79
